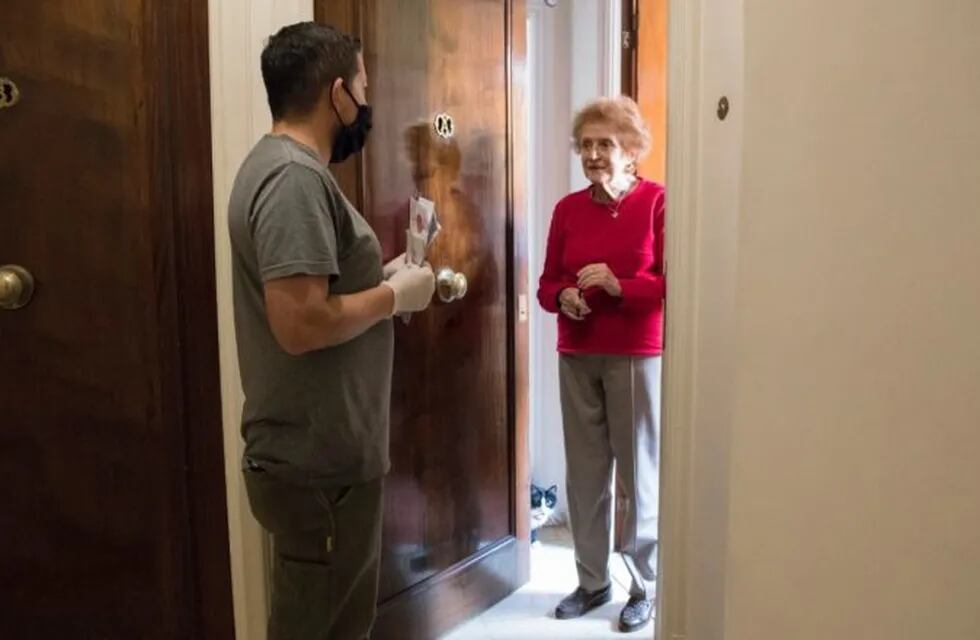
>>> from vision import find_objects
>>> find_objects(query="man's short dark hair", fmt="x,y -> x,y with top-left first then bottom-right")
261,22 -> 361,120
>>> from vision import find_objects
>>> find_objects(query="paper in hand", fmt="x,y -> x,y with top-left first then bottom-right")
425,200 -> 441,245
401,196 -> 440,324
408,196 -> 439,266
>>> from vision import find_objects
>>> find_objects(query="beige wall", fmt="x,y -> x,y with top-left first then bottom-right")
719,1 -> 980,638
209,1 -> 313,639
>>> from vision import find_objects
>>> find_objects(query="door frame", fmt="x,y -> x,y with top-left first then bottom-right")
158,3 -> 237,635
657,0 -> 744,638
508,0 -> 533,589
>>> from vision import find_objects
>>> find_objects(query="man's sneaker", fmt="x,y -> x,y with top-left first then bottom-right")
554,584 -> 613,619
618,596 -> 653,632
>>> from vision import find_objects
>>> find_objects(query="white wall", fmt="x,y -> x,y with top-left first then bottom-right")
527,0 -> 621,523
673,1 -> 980,638
209,2 -> 313,638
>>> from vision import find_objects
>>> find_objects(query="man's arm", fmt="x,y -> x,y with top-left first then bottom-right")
264,275 -> 394,355
252,165 -> 433,354
264,260 -> 435,356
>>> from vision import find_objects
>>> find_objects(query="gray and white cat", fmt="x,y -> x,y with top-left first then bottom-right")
530,484 -> 558,544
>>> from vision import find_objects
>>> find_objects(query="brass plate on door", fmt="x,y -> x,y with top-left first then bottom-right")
0,78 -> 20,109
433,112 -> 455,139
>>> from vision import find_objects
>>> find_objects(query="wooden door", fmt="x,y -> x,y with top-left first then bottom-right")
627,0 -> 668,182
0,2 -> 233,638
317,2 -> 530,638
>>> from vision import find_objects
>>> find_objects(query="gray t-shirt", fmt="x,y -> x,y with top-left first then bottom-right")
228,134 -> 393,487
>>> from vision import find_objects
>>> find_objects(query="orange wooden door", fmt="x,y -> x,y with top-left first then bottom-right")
627,0 -> 668,183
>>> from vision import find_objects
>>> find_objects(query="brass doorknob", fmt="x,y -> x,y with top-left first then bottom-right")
0,265 -> 35,310
436,267 -> 468,303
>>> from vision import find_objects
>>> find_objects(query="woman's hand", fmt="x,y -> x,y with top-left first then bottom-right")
559,287 -> 591,321
577,263 -> 622,297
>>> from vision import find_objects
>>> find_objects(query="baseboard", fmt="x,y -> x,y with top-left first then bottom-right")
372,536 -> 524,640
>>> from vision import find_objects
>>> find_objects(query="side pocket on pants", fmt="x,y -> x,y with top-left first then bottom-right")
269,539 -> 335,640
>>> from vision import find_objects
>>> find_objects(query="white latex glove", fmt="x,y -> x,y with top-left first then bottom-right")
381,263 -> 435,315
382,253 -> 407,280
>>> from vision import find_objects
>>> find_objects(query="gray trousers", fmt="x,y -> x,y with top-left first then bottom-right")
244,468 -> 384,640
559,354 -> 661,599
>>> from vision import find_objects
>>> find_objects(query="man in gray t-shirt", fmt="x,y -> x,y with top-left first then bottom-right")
228,23 -> 434,640
230,133 -> 394,486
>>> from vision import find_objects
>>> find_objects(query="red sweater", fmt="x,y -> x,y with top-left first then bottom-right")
537,179 -> 665,356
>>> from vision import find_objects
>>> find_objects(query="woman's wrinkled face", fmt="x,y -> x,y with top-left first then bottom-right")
577,122 -> 635,186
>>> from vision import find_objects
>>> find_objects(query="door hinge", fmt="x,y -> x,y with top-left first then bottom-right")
622,30 -> 636,50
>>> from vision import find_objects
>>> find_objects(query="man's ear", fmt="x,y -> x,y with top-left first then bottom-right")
328,77 -> 344,107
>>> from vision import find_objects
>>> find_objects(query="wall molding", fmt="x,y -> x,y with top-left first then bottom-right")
208,2 -> 314,639
658,0 -> 701,636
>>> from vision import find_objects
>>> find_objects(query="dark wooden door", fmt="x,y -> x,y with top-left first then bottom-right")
318,2 -> 530,638
0,2 -> 233,638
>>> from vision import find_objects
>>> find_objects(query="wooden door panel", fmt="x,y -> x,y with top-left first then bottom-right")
635,0 -> 668,182
317,1 -> 527,636
364,0 -> 511,602
0,2 -> 232,638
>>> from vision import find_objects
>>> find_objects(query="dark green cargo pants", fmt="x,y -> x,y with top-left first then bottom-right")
244,466 -> 384,640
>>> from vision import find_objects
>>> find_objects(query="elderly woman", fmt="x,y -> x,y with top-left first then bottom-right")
537,96 -> 665,633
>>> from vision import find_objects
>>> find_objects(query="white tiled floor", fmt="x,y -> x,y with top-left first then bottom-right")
439,526 -> 652,640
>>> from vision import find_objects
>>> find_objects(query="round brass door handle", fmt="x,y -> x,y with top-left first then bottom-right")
0,265 -> 35,310
436,267 -> 467,303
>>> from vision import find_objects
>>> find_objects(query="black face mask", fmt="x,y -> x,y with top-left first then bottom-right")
329,83 -> 372,164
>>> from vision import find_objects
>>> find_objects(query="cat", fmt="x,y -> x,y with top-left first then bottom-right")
530,483 -> 558,544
